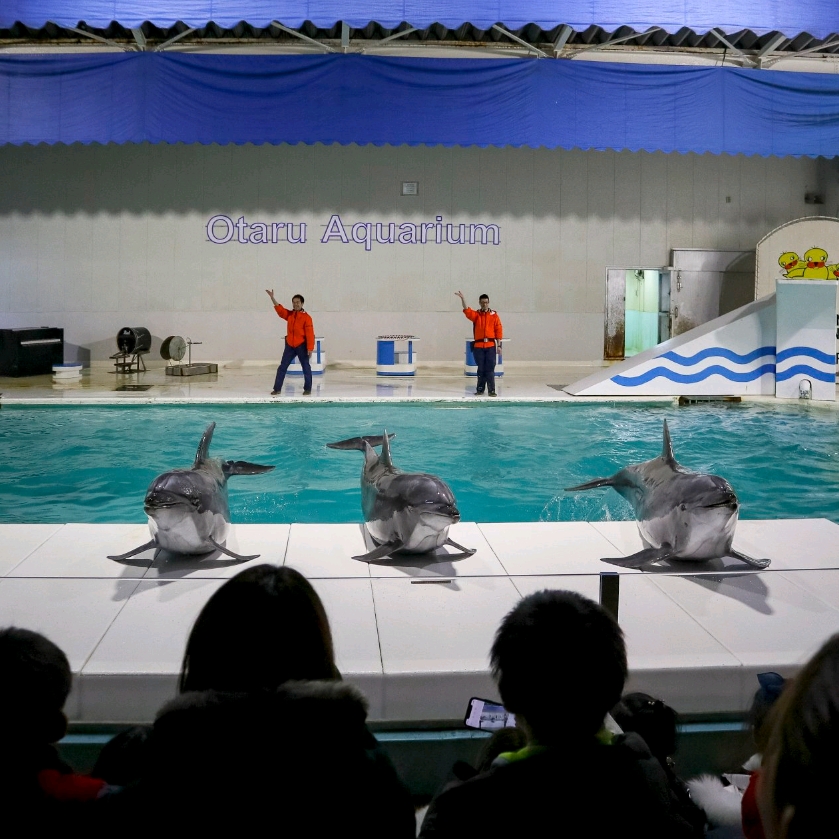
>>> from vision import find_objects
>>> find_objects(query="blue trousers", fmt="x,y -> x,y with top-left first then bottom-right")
273,342 -> 312,392
473,346 -> 497,393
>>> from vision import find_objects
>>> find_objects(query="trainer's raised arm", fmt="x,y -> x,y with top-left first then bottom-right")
266,289 -> 278,306
455,290 -> 467,309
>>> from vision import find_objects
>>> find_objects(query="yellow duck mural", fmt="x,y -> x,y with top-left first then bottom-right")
802,247 -> 831,279
778,251 -> 806,277
778,247 -> 835,279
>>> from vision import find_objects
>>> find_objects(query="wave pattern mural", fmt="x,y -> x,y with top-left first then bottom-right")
658,347 -> 775,366
612,347 -> 776,387
775,345 -> 836,384
612,344 -> 837,388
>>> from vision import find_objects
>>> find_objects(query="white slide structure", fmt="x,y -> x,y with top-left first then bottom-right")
567,282 -> 837,401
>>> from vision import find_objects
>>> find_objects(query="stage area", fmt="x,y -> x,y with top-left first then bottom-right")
2,518 -> 839,726
0,361 -> 663,403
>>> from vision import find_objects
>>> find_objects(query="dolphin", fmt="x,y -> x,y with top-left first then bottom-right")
327,432 -> 476,562
565,421 -> 769,570
108,422 -> 274,562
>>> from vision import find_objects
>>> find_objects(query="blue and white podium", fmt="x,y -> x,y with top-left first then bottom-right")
287,337 -> 326,376
464,339 -> 507,377
376,335 -> 418,377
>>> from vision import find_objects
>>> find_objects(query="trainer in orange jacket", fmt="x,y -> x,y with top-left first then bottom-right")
266,289 -> 315,396
456,290 -> 503,396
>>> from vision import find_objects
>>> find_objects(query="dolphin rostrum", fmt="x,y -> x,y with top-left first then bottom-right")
108,422 -> 274,563
565,420 -> 769,570
327,432 -> 476,562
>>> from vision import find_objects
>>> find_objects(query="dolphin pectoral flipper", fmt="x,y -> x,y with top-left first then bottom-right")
207,537 -> 260,562
327,434 -> 395,451
107,539 -> 158,561
353,540 -> 404,562
444,537 -> 477,558
729,549 -> 771,570
565,477 -> 616,492
601,546 -> 677,569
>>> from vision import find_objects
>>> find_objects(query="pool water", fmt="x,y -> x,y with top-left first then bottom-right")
1,402 -> 837,525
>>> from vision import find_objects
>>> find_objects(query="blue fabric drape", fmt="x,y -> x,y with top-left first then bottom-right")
1,53 -> 838,157
4,2 -> 839,37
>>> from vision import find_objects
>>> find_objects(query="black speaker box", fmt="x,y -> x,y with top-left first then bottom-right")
0,327 -> 64,377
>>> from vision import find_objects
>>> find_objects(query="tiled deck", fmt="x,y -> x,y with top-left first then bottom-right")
3,518 -> 838,725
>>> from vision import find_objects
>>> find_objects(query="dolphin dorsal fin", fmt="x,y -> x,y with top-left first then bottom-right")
193,422 -> 216,467
661,420 -> 677,467
380,429 -> 394,468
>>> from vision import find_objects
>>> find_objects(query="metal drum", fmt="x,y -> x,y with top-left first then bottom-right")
117,327 -> 151,354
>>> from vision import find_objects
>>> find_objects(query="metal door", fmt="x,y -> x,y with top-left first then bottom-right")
604,268 -> 626,359
670,250 -> 755,336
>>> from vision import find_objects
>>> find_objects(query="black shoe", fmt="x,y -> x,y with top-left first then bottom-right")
303,390 -> 312,396
474,391 -> 484,396
270,390 -> 281,396
488,391 -> 497,397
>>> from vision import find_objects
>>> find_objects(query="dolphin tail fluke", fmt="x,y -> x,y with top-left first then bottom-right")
107,539 -> 158,562
353,539 -> 404,562
444,537 -> 477,559
222,461 -> 275,477
601,546 -> 676,569
207,537 -> 260,562
193,422 -> 217,468
729,549 -> 771,570
327,433 -> 395,451
662,420 -> 678,467
565,477 -> 616,492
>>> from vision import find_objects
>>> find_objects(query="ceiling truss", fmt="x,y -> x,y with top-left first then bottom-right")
2,20 -> 839,69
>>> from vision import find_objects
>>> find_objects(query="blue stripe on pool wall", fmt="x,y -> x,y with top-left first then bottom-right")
775,346 -> 837,365
775,365 -> 836,383
657,346 -> 775,366
612,364 -> 776,387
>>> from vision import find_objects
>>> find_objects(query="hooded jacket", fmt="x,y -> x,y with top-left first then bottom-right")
98,681 -> 414,837
463,308 -> 503,349
275,304 -> 315,352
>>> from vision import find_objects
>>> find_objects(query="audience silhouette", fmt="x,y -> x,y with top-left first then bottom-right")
420,590 -> 701,838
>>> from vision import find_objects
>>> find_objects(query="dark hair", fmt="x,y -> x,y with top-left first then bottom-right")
92,725 -> 151,786
180,565 -> 337,693
611,693 -> 678,762
0,627 -> 71,743
490,590 -> 627,742
479,294 -> 489,301
292,294 -> 305,305
750,671 -> 785,751
762,634 -> 839,838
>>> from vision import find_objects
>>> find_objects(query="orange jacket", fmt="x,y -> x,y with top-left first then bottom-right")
275,304 -> 315,352
464,308 -> 503,348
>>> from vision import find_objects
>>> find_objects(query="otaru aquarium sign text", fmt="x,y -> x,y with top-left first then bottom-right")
206,214 -> 501,251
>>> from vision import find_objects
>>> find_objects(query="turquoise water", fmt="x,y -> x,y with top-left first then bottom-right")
0,402 -> 838,525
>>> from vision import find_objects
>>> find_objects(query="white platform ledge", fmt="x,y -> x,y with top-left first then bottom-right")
2,519 -> 838,724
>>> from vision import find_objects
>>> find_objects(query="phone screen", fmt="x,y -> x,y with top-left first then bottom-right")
464,697 -> 517,731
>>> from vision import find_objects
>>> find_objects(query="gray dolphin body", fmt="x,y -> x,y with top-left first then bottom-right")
108,422 -> 274,562
565,421 -> 769,570
327,432 -> 475,562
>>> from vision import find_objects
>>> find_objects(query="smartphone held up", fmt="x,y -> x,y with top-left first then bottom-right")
464,697 -> 517,731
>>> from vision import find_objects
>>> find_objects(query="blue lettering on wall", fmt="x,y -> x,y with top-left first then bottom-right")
207,214 -> 499,246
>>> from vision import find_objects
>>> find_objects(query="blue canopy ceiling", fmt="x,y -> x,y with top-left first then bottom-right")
1,53 -> 837,156
3,2 -> 839,38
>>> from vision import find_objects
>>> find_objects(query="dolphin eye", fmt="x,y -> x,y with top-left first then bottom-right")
679,503 -> 686,511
